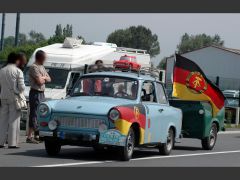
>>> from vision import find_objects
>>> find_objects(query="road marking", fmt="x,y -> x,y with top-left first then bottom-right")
33,161 -> 107,167
219,131 -> 240,134
132,150 -> 240,161
33,150 -> 240,167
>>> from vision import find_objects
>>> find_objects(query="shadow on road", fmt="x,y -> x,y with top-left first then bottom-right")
174,146 -> 203,151
5,144 -> 203,162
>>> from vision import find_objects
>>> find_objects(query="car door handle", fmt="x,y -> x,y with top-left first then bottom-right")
158,109 -> 164,113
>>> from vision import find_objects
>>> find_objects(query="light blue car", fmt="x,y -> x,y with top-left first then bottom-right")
38,71 -> 182,161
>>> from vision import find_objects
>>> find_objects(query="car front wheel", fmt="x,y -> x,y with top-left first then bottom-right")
159,128 -> 174,155
45,138 -> 61,156
118,127 -> 135,161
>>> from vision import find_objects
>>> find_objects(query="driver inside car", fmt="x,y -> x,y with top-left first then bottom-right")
114,84 -> 128,98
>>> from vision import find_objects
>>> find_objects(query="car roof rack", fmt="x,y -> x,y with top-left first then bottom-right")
116,47 -> 147,54
83,64 -> 161,80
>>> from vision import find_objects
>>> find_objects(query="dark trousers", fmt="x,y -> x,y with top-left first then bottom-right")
29,89 -> 45,131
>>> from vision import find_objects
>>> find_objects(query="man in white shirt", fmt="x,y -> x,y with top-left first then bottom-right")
0,53 -> 25,148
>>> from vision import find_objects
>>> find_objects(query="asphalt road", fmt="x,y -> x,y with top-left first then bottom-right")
0,132 -> 240,167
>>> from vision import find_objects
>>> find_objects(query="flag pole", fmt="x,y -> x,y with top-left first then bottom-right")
171,52 -> 177,98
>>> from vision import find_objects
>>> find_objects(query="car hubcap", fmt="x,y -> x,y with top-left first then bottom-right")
209,127 -> 216,147
166,131 -> 173,151
127,132 -> 134,155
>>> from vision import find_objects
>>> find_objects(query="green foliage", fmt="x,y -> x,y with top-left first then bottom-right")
177,33 -> 224,54
77,36 -> 86,44
28,30 -> 46,44
48,24 -> 73,44
0,41 -> 48,61
4,33 -> 28,47
0,24 -> 87,62
107,25 -> 160,57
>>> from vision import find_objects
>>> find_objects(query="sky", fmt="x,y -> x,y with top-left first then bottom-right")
1,13 -> 240,65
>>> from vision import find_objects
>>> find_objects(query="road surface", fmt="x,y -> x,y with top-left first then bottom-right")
0,132 -> 240,167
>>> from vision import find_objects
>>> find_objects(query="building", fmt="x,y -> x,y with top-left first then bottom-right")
165,45 -> 240,90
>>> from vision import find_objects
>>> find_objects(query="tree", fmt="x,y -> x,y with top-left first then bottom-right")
177,33 -> 224,54
63,24 -> 73,37
29,30 -> 46,44
48,24 -> 74,44
107,25 -> 160,57
77,35 -> 86,44
3,33 -> 28,47
55,24 -> 63,37
4,36 -> 15,47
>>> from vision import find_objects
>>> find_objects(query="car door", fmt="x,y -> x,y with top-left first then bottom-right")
142,81 -> 170,144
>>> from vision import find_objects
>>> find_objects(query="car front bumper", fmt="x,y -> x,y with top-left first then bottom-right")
40,129 -> 127,147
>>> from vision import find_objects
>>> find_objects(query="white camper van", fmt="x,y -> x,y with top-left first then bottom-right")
21,39 -> 151,127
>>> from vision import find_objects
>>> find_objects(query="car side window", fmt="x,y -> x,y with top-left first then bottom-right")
141,81 -> 157,103
156,83 -> 168,104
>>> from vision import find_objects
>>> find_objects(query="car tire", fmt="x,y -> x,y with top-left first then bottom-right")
159,128 -> 174,155
201,123 -> 218,150
118,127 -> 135,161
45,139 -> 61,156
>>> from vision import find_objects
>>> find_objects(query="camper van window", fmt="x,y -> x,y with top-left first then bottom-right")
24,67 -> 70,89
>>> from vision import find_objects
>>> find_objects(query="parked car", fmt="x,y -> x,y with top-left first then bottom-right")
113,55 -> 141,71
38,71 -> 182,161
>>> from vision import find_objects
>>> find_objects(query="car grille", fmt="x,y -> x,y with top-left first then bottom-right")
53,116 -> 104,129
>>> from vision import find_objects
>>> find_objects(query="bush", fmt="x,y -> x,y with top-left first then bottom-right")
0,41 -> 48,62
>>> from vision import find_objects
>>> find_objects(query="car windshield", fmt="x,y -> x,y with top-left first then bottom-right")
24,67 -> 70,89
71,76 -> 138,100
120,56 -> 136,62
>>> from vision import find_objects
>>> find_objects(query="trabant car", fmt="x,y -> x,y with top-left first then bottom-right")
38,71 -> 182,161
113,55 -> 141,71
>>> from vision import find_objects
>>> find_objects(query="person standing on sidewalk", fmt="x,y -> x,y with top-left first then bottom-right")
0,52 -> 25,148
26,50 -> 51,143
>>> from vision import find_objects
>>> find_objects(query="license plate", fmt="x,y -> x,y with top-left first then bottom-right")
99,130 -> 126,146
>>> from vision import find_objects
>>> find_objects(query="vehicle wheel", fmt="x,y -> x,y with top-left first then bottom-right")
45,139 -> 61,156
159,128 -> 174,155
118,127 -> 135,161
201,123 -> 218,150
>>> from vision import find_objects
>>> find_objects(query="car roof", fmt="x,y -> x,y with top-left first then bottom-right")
81,71 -> 157,81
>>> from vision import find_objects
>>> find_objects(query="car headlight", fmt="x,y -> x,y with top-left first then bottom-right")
109,108 -> 120,121
48,120 -> 58,130
39,104 -> 50,117
199,109 -> 205,115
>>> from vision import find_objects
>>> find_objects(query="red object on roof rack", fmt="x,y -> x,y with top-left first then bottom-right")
113,55 -> 141,71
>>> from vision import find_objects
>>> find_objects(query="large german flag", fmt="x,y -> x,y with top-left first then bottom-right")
172,54 -> 225,117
